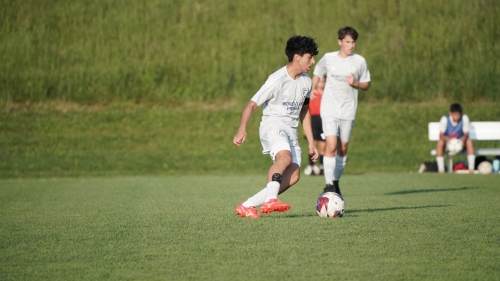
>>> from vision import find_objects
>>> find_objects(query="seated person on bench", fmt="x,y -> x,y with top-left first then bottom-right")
436,103 -> 475,174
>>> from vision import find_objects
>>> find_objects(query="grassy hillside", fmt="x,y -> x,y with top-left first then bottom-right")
1,0 -> 499,104
1,101 -> 499,178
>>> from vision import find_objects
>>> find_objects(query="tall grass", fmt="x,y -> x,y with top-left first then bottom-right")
1,0 -> 499,104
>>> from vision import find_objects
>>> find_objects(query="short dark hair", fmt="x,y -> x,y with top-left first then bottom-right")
450,103 -> 462,113
338,26 -> 358,41
285,36 -> 319,62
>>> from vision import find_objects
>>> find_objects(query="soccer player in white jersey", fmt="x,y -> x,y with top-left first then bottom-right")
233,35 -> 319,219
435,103 -> 475,173
312,26 -> 371,196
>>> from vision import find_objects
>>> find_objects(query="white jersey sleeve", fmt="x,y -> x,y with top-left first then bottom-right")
251,77 -> 280,107
439,116 -> 448,132
462,114 -> 470,133
313,56 -> 327,78
358,57 -> 370,83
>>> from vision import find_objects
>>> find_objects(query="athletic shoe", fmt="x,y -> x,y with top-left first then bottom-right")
323,184 -> 334,193
333,181 -> 342,196
304,165 -> 313,176
418,164 -> 426,173
235,203 -> 260,219
260,198 -> 290,214
312,165 -> 321,175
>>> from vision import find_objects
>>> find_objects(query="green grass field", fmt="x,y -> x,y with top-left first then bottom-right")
2,1 -> 500,279
1,173 -> 499,280
2,102 -> 499,178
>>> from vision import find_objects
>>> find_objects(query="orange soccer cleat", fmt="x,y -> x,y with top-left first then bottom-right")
235,203 -> 260,219
260,198 -> 290,214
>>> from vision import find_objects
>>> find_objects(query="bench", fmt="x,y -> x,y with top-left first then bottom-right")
428,121 -> 500,173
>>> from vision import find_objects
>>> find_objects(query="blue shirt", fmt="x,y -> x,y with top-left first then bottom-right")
444,114 -> 464,138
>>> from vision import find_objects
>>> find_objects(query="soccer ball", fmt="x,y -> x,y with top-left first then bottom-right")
316,192 -> 345,218
477,161 -> 492,174
446,138 -> 463,155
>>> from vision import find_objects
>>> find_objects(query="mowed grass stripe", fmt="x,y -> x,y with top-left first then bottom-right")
1,174 -> 499,280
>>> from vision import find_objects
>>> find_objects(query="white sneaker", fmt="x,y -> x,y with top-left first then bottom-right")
304,165 -> 313,175
312,165 -> 321,175
418,164 -> 426,173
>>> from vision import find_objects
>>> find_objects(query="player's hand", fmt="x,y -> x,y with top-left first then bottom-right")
233,131 -> 247,146
309,143 -> 319,162
311,89 -> 321,100
347,74 -> 357,87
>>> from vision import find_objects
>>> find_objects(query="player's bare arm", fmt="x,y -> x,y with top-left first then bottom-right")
300,104 -> 319,162
233,101 -> 258,146
439,132 -> 452,143
347,74 -> 370,90
460,132 -> 469,144
311,75 -> 321,99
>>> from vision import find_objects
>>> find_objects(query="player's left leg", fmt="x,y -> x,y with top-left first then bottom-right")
317,140 -> 326,175
465,139 -> 475,174
435,139 -> 446,173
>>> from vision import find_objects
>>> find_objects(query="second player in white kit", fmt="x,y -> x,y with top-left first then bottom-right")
312,26 -> 371,196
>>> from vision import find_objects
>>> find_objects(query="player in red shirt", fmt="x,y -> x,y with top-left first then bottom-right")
304,77 -> 326,176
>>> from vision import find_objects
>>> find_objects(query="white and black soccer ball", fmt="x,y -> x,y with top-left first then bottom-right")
316,192 -> 345,218
446,138 -> 463,155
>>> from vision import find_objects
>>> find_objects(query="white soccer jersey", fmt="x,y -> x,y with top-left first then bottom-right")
251,66 -> 312,129
314,51 -> 370,120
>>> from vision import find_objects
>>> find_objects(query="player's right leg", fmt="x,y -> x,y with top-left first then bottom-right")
278,163 -> 300,195
236,125 -> 293,218
436,139 -> 446,173
260,151 -> 292,214
322,116 -> 339,194
329,120 -> 354,195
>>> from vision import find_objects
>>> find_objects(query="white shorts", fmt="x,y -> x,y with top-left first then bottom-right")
322,116 -> 355,142
259,124 -> 302,166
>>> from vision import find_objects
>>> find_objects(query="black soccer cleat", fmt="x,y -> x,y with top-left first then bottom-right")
323,184 -> 334,193
333,181 -> 342,196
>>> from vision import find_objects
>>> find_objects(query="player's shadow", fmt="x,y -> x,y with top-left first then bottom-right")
385,186 -> 477,195
347,204 -> 450,215
265,204 -> 451,219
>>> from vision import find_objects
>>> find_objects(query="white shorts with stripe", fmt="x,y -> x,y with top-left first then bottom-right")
259,123 -> 302,167
322,116 -> 355,142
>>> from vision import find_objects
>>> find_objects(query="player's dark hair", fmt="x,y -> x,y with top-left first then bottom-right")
450,103 -> 462,113
338,26 -> 358,41
285,35 -> 319,62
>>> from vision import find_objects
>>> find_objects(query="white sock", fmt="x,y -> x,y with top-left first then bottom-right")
468,155 -> 476,171
323,156 -> 335,184
436,156 -> 445,172
242,188 -> 267,207
334,154 -> 347,180
264,181 -> 281,202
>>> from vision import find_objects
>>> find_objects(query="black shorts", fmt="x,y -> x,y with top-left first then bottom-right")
311,115 -> 324,141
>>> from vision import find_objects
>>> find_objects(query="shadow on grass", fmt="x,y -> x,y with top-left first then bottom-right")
347,205 -> 450,214
265,205 -> 452,219
385,186 -> 477,195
